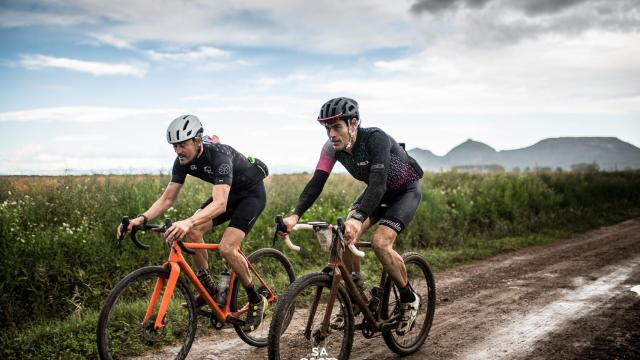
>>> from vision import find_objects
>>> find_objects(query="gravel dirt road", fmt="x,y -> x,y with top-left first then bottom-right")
138,218 -> 640,359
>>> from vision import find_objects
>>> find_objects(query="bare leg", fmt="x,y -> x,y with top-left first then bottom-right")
218,227 -> 252,287
371,225 -> 407,287
186,210 -> 213,271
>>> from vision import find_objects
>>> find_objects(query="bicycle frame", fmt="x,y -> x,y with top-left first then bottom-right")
311,232 -> 398,339
143,241 -> 278,330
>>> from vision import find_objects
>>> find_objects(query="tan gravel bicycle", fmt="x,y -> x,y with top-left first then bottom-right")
268,216 -> 436,360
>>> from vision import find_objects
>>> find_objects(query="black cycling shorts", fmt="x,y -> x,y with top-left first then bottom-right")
351,180 -> 422,234
199,181 -> 266,234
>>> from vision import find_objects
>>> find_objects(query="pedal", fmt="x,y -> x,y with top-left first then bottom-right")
381,321 -> 398,331
226,315 -> 246,326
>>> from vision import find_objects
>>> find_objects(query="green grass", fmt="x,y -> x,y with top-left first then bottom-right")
1,171 -> 640,358
1,310 -> 100,360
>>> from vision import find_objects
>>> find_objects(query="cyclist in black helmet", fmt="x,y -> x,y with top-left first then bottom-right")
278,97 -> 424,336
116,114 -> 270,332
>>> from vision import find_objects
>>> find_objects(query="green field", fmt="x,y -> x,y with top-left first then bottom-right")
1,171 -> 640,359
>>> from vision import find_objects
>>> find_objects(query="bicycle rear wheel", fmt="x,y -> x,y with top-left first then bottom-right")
97,266 -> 196,360
381,252 -> 436,355
268,272 -> 354,360
232,248 -> 296,347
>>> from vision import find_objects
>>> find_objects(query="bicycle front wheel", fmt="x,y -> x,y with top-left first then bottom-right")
381,252 -> 436,355
268,272 -> 354,360
97,266 -> 197,360
232,248 -> 296,347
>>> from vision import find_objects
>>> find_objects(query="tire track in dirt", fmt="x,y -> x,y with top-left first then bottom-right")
350,218 -> 640,360
137,218 -> 640,359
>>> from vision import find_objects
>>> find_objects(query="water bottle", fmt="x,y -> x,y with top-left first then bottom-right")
216,269 -> 230,305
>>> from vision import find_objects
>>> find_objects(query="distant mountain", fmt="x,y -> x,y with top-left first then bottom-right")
444,140 -> 498,166
409,137 -> 640,172
410,148 -> 445,169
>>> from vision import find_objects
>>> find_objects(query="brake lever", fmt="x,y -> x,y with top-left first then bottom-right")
160,219 -> 196,255
115,216 -> 129,248
273,215 -> 287,247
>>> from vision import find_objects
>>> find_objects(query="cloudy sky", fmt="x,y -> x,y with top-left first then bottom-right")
1,0 -> 639,174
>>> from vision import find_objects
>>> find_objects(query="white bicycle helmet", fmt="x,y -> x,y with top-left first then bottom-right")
166,115 -> 203,144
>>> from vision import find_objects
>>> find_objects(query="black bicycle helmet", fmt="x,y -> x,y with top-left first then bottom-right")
317,97 -> 359,124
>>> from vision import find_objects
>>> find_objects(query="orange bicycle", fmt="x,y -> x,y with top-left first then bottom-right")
97,217 -> 295,359
268,217 -> 436,360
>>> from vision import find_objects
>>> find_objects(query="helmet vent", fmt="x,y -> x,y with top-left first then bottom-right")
323,103 -> 331,117
167,114 -> 203,144
318,97 -> 359,122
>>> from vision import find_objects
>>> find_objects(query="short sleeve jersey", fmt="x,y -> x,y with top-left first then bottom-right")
315,127 -> 422,190
171,141 -> 263,191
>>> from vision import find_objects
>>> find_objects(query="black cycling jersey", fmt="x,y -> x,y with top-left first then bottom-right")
294,126 -> 423,220
317,127 -> 423,188
171,140 -> 268,192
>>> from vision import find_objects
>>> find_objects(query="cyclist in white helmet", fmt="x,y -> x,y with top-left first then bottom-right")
117,114 -> 270,331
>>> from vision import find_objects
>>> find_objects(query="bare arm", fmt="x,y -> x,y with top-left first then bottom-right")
141,181 -> 183,222
163,184 -> 230,242
190,184 -> 230,227
116,182 -> 182,238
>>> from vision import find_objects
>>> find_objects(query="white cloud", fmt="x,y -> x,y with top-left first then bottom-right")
4,1 -> 640,55
89,33 -> 134,49
53,134 -> 108,142
144,46 -> 255,71
0,106 -> 178,123
308,30 -> 640,116
147,46 -> 230,62
19,54 -> 148,77
0,9 -> 97,28
182,93 -> 221,101
2,1 -> 415,54
3,1 -> 640,174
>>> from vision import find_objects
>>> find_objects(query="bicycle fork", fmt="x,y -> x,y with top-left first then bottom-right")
304,270 -> 343,342
142,262 -> 181,330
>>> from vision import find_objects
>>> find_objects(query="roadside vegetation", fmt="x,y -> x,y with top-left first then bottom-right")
1,171 -> 639,359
